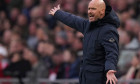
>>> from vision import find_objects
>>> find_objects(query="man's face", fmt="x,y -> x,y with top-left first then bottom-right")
88,1 -> 101,22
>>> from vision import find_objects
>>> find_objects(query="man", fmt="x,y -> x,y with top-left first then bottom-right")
49,0 -> 120,84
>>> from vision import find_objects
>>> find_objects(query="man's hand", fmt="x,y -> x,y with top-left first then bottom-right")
106,70 -> 118,84
49,5 -> 60,16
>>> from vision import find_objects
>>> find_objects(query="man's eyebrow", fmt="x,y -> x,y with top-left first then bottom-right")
88,7 -> 97,9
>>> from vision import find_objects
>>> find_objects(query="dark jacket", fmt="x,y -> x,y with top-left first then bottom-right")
54,5 -> 120,73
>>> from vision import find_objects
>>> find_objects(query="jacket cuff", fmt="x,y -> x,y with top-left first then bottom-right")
54,10 -> 61,18
105,61 -> 117,71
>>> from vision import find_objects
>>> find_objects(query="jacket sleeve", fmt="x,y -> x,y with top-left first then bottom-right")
54,10 -> 88,34
101,29 -> 119,71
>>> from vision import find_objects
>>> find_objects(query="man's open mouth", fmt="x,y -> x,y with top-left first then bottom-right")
89,15 -> 94,18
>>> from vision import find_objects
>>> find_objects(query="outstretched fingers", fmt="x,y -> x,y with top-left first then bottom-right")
57,4 -> 60,9
106,79 -> 109,84
106,78 -> 117,84
49,4 -> 60,16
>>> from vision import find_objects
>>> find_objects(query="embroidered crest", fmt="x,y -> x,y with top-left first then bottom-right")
109,38 -> 115,42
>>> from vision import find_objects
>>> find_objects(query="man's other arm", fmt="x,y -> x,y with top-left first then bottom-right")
101,28 -> 119,84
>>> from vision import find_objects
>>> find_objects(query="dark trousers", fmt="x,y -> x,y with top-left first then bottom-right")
79,70 -> 107,84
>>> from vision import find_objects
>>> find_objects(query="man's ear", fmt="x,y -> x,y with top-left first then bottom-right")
101,9 -> 105,15
99,9 -> 105,19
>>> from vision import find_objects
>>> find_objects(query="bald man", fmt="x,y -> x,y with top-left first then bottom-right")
49,0 -> 120,84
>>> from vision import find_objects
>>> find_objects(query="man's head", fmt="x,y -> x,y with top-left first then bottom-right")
88,0 -> 106,22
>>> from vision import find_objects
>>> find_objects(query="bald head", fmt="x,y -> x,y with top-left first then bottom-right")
88,0 -> 106,22
91,0 -> 106,10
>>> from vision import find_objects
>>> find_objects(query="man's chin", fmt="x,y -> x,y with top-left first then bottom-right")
89,19 -> 95,22
89,18 -> 95,22
89,18 -> 99,22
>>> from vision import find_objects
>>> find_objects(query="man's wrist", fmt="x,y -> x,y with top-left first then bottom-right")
105,70 -> 116,74
54,10 -> 60,16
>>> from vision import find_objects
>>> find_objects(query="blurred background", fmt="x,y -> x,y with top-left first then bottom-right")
0,0 -> 140,84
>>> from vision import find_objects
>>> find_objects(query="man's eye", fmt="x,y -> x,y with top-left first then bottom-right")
88,8 -> 96,10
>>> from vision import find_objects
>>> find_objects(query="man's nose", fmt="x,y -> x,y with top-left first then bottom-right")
88,9 -> 92,14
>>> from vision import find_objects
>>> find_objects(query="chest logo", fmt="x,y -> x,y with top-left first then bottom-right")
109,38 -> 115,42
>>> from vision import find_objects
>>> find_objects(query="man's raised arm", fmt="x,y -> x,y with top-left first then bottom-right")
49,5 -> 88,34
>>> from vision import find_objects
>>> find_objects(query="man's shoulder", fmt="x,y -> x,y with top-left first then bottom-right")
99,24 -> 119,39
101,24 -> 118,33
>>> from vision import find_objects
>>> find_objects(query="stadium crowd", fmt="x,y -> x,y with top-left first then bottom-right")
0,0 -> 140,83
